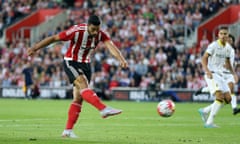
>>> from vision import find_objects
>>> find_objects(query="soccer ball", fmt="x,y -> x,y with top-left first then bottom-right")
157,99 -> 175,117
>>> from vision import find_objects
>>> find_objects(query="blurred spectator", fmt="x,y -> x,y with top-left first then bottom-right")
192,8 -> 203,30
199,33 -> 210,54
0,0 -> 239,97
22,61 -> 33,99
185,11 -> 193,31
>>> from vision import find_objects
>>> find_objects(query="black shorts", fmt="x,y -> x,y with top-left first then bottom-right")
63,60 -> 91,83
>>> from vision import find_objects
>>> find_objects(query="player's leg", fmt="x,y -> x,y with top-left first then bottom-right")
228,82 -> 240,115
199,90 -> 226,121
75,75 -> 106,110
203,74 -> 227,128
198,103 -> 211,122
75,75 -> 122,118
198,78 -> 212,122
29,84 -> 34,99
24,85 -> 31,99
205,77 -> 232,128
62,60 -> 85,138
62,87 -> 82,138
199,97 -> 225,123
199,75 -> 219,126
24,85 -> 28,99
62,61 -> 122,138
200,86 -> 214,114
198,95 -> 213,123
198,85 -> 216,122
205,91 -> 223,128
223,92 -> 232,104
201,104 -> 212,113
201,86 -> 210,93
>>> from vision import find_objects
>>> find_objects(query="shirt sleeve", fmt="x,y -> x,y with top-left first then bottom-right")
206,42 -> 214,55
100,31 -> 111,42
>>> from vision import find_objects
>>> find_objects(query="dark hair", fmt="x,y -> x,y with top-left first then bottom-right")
219,26 -> 228,31
88,15 -> 101,25
229,34 -> 235,43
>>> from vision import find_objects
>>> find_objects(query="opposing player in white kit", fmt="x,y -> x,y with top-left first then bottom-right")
223,34 -> 240,114
199,27 -> 238,128
198,34 -> 240,118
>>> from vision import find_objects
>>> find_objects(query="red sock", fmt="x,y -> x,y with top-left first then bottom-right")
80,88 -> 106,111
65,101 -> 82,129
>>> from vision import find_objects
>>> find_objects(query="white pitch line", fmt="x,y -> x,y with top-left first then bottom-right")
0,123 -> 201,127
0,118 -> 62,122
0,121 -> 239,128
0,117 -> 173,122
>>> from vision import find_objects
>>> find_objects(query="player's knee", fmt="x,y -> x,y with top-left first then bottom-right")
73,80 -> 80,88
225,98 -> 231,104
215,91 -> 224,103
224,94 -> 232,104
74,75 -> 88,89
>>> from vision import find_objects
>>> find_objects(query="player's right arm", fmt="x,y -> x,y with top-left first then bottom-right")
202,43 -> 215,79
201,52 -> 212,79
28,34 -> 60,56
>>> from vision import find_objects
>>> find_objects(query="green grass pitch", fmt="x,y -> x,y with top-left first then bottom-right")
0,98 -> 239,144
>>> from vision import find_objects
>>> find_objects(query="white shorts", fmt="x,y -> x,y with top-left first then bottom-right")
223,72 -> 235,84
204,73 -> 230,95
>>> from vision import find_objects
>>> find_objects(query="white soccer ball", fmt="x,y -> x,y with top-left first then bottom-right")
157,99 -> 175,117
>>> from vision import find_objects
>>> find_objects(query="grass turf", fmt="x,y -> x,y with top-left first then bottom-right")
0,98 -> 239,144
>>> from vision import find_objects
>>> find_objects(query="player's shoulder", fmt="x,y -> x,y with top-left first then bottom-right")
99,29 -> 110,38
207,41 -> 217,48
210,40 -> 218,46
76,23 -> 87,30
65,24 -> 87,35
224,42 -> 233,50
99,29 -> 108,34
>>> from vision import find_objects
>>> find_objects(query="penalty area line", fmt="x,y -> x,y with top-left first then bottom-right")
0,118 -> 62,122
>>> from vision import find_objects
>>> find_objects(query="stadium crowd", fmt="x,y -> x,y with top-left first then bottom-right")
1,0 -> 240,98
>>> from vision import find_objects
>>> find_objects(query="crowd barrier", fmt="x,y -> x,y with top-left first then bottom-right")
112,87 -> 199,102
111,87 -> 240,102
0,86 -> 72,99
1,86 -> 238,102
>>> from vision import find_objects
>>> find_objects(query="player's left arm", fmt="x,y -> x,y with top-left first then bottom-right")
104,40 -> 128,68
226,58 -> 238,83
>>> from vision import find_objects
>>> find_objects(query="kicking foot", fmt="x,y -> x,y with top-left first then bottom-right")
198,108 -> 208,123
100,107 -> 122,118
233,108 -> 240,115
62,130 -> 78,138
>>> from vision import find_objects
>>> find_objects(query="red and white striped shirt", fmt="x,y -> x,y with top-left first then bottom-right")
59,23 -> 110,63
